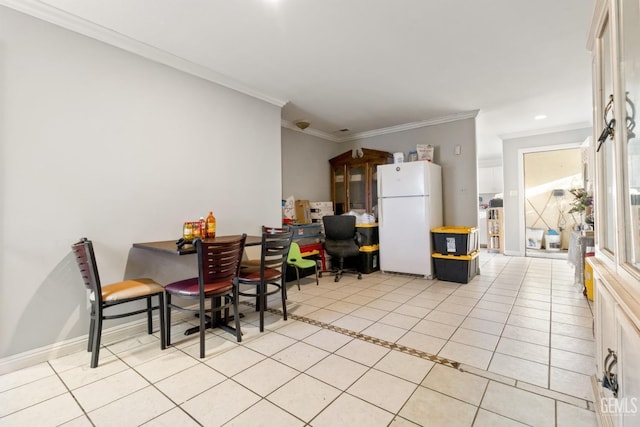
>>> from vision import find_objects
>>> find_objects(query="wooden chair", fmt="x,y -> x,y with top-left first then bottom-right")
71,238 -> 166,368
238,227 -> 293,331
164,235 -> 246,358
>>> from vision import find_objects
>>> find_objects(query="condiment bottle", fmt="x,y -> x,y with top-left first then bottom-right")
206,211 -> 216,238
199,217 -> 206,238
183,222 -> 194,241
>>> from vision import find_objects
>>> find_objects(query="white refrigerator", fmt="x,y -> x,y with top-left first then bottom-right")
377,161 -> 443,277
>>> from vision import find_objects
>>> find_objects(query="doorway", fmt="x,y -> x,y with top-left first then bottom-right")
523,147 -> 584,259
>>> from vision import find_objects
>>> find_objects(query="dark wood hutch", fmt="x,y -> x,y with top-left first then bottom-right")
329,148 -> 393,215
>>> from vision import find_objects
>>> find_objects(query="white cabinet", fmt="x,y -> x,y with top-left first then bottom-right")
591,261 -> 640,426
478,166 -> 503,194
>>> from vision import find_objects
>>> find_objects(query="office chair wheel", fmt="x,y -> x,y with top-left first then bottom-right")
334,276 -> 339,282
357,273 -> 362,280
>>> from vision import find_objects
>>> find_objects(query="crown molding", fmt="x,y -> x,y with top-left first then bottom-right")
344,110 -> 480,141
0,0 -> 287,108
282,110 -> 480,143
499,121 -> 592,140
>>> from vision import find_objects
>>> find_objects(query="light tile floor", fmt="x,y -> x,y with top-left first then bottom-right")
0,250 -> 599,426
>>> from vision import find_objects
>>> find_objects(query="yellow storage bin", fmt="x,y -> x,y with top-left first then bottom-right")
584,261 -> 594,301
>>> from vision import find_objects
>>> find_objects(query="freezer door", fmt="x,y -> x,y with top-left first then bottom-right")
377,162 -> 430,198
378,196 -> 433,277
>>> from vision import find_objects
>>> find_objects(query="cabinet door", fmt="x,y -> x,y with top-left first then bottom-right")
348,163 -> 366,212
370,163 -> 379,212
616,308 -> 640,425
595,281 -> 619,399
332,165 -> 346,215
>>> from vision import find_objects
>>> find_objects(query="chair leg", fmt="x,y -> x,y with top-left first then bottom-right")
314,264 -> 319,286
158,293 -> 166,350
295,267 -> 301,290
88,307 -> 96,353
233,285 -> 242,342
281,279 -> 287,321
166,294 -> 172,347
146,298 -> 153,334
199,294 -> 206,359
90,310 -> 103,368
259,283 -> 266,332
335,257 -> 345,282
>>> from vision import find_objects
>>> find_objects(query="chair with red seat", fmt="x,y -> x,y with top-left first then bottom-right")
238,227 -> 293,332
71,237 -> 166,368
165,235 -> 246,358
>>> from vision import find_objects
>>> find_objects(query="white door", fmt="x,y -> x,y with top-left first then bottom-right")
379,196 -> 432,276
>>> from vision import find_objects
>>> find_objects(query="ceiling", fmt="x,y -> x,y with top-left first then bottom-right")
7,0 -> 596,162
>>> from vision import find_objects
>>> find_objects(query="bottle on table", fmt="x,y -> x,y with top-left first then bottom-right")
183,222 -> 194,242
206,211 -> 216,238
199,217 -> 206,239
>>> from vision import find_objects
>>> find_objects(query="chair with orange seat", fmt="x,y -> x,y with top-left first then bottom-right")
71,237 -> 166,368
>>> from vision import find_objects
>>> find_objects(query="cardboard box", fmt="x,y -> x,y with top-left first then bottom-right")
295,200 -> 312,224
310,201 -> 334,210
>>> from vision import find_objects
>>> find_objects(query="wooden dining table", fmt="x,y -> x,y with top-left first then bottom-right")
132,235 -> 262,255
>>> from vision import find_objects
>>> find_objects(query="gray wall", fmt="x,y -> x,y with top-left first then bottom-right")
281,128 -> 336,202
502,127 -> 592,254
0,6 -> 282,360
342,119 -> 479,227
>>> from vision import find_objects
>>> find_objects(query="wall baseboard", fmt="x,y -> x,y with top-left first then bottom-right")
0,311 -> 193,375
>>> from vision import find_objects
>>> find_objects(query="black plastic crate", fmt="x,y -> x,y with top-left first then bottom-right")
432,226 -> 478,256
356,224 -> 379,247
432,251 -> 479,284
359,249 -> 379,274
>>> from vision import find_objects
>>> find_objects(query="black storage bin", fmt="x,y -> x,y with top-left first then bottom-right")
432,251 -> 479,284
356,224 -> 379,247
432,226 -> 478,256
359,248 -> 380,274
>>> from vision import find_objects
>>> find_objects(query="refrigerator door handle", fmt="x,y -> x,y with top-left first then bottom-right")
378,201 -> 383,225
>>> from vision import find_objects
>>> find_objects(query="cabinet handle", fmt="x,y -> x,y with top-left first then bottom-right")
602,348 -> 619,398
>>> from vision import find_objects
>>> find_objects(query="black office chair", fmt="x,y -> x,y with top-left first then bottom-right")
322,215 -> 362,282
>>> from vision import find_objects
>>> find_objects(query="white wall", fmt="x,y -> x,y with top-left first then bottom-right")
0,7 -> 282,359
281,128 -> 336,201
341,118 -> 479,227
501,127 -> 592,254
